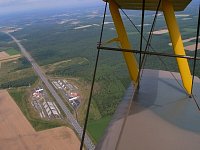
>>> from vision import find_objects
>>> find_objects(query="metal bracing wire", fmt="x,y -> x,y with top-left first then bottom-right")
138,0 -> 146,88
97,46 -> 200,60
81,3 -> 200,150
191,4 -> 200,94
119,3 -> 185,91
119,2 -> 200,111
80,1 -> 108,149
190,4 -> 200,111
140,0 -> 162,79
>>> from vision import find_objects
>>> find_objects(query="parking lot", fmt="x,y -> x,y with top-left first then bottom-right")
52,79 -> 81,109
31,86 -> 62,119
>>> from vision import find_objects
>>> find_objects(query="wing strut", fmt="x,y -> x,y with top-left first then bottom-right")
80,1 -> 108,150
163,0 -> 192,94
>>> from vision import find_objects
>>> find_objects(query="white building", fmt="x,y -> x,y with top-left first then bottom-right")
36,88 -> 44,93
43,101 -> 60,118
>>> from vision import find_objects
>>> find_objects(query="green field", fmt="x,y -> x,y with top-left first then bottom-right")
9,88 -> 66,131
44,57 -> 89,76
0,59 -> 37,88
10,13 -> 197,142
5,48 -> 20,55
0,2 -> 199,143
87,116 -> 112,143
0,32 -> 20,51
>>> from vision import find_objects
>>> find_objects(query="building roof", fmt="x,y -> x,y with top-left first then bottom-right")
104,0 -> 192,11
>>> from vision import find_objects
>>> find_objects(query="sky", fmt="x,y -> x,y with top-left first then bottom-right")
0,0 -> 102,15
0,0 -> 198,16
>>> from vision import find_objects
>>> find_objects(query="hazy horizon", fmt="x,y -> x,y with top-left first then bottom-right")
0,0 -> 102,15
0,0 -> 200,17
0,0 -> 199,17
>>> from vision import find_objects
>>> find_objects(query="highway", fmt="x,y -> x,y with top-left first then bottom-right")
7,33 -> 95,150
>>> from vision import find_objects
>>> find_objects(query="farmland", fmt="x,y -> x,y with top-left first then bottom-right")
5,48 -> 20,55
9,88 -> 65,130
0,59 -> 37,88
0,0 -> 199,144
0,48 -> 20,62
0,90 -> 80,150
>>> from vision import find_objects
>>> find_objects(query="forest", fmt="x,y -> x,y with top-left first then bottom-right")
0,2 -> 199,142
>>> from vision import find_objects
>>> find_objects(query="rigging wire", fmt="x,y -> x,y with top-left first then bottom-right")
80,1 -> 108,149
140,0 -> 162,79
81,3 -> 200,149
138,0 -> 146,89
192,95 -> 200,111
115,2 -> 147,146
120,5 -> 185,91
97,46 -> 200,60
121,2 -> 200,112
99,5 -> 200,150
116,4 -> 200,148
191,4 -> 200,94
191,4 -> 200,111
120,8 -> 200,113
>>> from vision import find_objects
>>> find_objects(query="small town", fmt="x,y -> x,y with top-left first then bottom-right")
0,0 -> 199,150
52,79 -> 81,109
30,79 -> 81,120
31,86 -> 62,119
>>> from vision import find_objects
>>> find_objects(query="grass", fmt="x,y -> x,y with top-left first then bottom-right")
9,88 -> 66,131
43,57 -> 89,74
87,116 -> 112,143
5,48 -> 20,55
0,60 -> 34,85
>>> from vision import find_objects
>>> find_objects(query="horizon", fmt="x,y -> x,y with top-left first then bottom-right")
0,0 -> 199,17
0,0 -> 102,16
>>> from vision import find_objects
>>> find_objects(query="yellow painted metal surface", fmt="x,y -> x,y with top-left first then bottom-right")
109,0 -> 139,84
162,0 -> 192,94
104,0 -> 192,11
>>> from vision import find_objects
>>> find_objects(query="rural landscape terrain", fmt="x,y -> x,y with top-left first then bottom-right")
0,0 -> 199,149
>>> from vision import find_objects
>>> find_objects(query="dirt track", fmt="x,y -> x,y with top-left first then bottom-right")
0,51 -> 9,60
0,90 -> 80,150
0,51 -> 21,62
152,29 -> 168,35
185,43 -> 200,51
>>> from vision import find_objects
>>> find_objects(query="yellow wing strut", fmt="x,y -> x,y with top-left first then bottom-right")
108,0 -> 192,94
109,0 -> 139,84
163,0 -> 192,94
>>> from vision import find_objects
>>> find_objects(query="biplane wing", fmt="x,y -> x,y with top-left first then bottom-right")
102,0 -> 194,94
80,1 -> 200,149
103,0 -> 192,11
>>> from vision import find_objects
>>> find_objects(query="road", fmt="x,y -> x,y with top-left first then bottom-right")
7,33 -> 95,150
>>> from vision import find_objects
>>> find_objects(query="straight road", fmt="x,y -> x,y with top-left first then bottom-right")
7,33 -> 95,150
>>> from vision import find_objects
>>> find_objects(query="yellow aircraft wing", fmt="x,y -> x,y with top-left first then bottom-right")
104,0 -> 192,11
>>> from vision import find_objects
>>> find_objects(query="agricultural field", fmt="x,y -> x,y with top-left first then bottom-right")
0,32 -> 35,89
0,59 -> 37,89
0,0 -> 199,144
9,88 -> 66,131
0,90 -> 79,150
0,48 -> 21,62
87,116 -> 112,143
0,51 -> 9,60
4,48 -> 20,55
